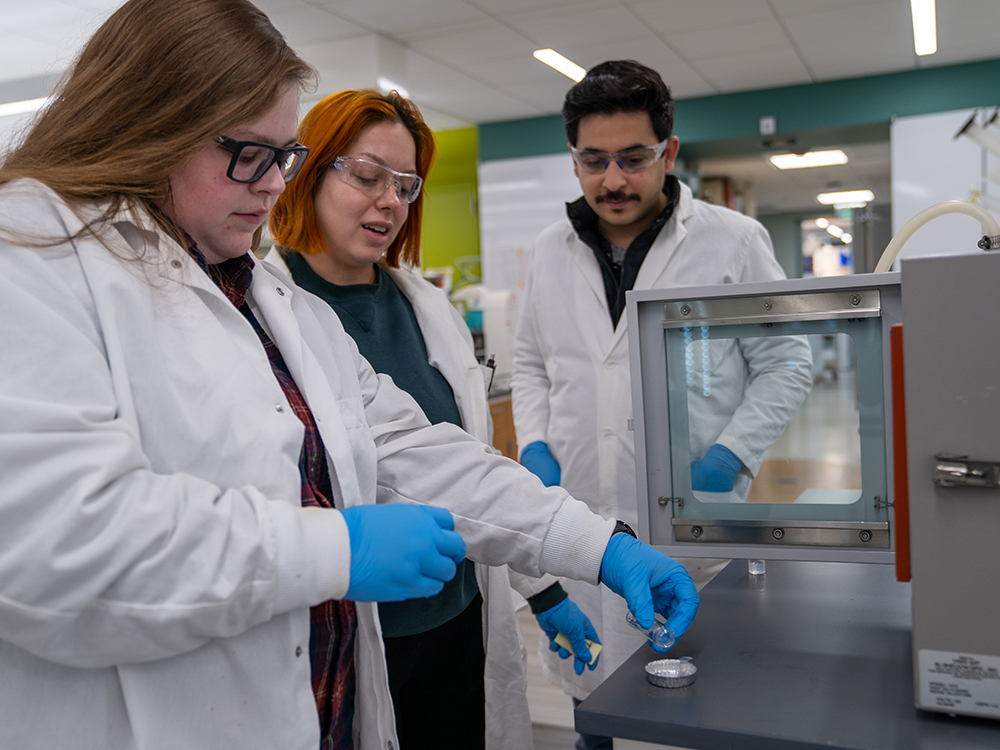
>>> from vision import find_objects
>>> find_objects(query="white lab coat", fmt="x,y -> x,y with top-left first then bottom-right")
0,180 -> 615,750
511,181 -> 813,698
266,252 -> 556,750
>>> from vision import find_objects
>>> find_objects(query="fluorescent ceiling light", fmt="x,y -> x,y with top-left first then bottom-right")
842,233 -> 854,244
376,76 -> 409,99
826,225 -> 845,238
815,217 -> 830,228
533,49 -> 586,82
817,190 -> 874,205
834,201 -> 868,210
769,150 -> 848,170
0,96 -> 49,118
911,0 -> 937,56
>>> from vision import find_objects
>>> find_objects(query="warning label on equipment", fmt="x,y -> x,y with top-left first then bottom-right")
918,650 -> 1000,719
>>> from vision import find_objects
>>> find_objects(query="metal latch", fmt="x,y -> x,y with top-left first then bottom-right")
933,454 -> 1000,488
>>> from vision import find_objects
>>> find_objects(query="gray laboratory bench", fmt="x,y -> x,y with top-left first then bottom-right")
575,560 -> 1000,749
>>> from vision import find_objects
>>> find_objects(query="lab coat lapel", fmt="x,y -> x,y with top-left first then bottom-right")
250,267 -> 366,509
386,267 -> 490,442
565,232 -> 616,360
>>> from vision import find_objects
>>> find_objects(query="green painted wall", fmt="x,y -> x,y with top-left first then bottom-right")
757,213 -> 807,279
479,58 -> 1000,162
423,59 -> 1000,274
420,127 -> 480,277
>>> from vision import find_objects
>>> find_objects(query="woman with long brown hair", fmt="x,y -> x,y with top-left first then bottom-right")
0,2 -> 700,748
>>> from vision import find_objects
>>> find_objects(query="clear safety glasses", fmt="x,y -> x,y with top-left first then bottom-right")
216,136 -> 310,184
329,156 -> 423,204
569,138 -> 669,174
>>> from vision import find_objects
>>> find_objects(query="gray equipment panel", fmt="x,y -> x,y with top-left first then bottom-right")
902,252 -> 1000,719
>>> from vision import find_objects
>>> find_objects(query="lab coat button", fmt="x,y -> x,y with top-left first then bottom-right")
602,428 -> 613,438
276,287 -> 285,296
295,646 -> 302,657
170,260 -> 182,269
275,404 -> 285,413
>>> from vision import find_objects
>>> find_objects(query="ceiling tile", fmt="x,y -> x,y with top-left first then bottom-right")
627,0 -> 775,34
767,0 -> 897,19
265,5 -> 366,43
694,48 -> 813,93
310,0 -> 488,36
667,19 -> 794,61
465,0 -> 576,16
0,32 -> 63,84
505,1 -> 653,48
781,3 -> 914,80
567,36 -> 717,99
403,48 -> 544,123
405,20 -> 536,65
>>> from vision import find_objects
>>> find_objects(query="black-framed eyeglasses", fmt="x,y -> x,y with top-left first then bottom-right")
216,136 -> 310,184
569,138 -> 669,174
329,156 -> 423,204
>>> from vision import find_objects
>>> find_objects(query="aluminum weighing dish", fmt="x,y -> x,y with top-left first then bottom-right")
645,658 -> 697,688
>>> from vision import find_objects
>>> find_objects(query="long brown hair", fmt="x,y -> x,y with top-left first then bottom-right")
0,0 -> 315,246
269,89 -> 436,268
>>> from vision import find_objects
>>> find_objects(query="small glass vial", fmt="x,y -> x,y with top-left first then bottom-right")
625,611 -> 676,649
748,559 -> 766,576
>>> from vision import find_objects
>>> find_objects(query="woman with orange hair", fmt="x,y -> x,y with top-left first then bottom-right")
268,90 -> 602,750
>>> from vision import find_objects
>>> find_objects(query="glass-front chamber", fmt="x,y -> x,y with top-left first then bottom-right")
628,276 -> 901,563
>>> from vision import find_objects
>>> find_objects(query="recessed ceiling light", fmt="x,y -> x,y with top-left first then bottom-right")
0,97 -> 49,118
842,233 -> 854,244
533,49 -> 586,82
817,190 -> 874,205
815,218 -> 830,228
826,225 -> 845,238
911,0 -> 937,56
769,150 -> 848,170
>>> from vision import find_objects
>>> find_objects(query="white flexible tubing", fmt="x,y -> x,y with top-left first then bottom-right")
874,201 -> 1000,273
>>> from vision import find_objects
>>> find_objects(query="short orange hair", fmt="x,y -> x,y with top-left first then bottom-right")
269,89 -> 436,268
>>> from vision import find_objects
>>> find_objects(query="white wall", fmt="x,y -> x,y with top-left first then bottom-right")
0,110 -> 43,157
890,108 -> 1000,267
477,152 -> 580,303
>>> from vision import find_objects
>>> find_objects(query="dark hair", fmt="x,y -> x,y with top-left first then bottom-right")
269,88 -> 435,269
562,60 -> 674,146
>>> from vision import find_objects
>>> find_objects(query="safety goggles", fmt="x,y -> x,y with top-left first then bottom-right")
216,136 -> 310,184
569,138 -> 669,174
329,156 -> 423,204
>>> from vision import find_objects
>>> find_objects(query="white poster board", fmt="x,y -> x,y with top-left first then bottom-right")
477,152 -> 580,306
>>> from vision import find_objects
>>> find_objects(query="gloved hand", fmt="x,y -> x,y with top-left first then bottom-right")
520,441 -> 560,487
599,533 -> 699,651
691,443 -> 744,492
342,504 -> 466,602
535,598 -> 601,675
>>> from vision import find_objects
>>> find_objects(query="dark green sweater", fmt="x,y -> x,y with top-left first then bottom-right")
285,252 -> 478,638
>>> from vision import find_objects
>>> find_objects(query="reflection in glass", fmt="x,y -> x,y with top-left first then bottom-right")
690,332 -> 861,506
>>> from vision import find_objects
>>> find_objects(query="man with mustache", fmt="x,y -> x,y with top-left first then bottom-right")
511,59 -> 812,750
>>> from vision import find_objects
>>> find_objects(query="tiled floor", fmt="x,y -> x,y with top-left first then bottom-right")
516,607 -> 576,730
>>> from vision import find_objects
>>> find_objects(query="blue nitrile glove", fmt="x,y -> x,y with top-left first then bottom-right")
342,504 -> 466,602
520,440 -> 561,487
535,598 -> 602,675
599,533 -> 699,651
691,443 -> 744,493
